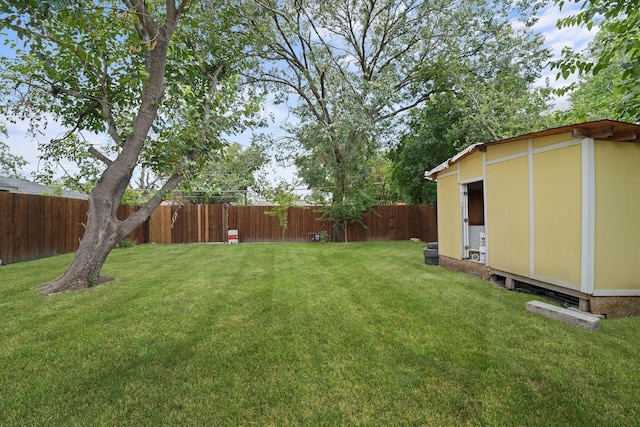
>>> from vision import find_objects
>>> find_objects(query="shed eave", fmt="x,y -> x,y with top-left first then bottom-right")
423,119 -> 640,180
424,160 -> 450,180
424,142 -> 484,180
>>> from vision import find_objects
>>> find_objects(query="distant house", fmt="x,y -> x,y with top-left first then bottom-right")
425,120 -> 640,318
0,176 -> 88,200
252,200 -> 314,207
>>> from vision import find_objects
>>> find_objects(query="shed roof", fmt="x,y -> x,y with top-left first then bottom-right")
425,119 -> 640,180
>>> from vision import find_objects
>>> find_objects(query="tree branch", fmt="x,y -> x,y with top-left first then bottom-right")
119,172 -> 185,237
378,92 -> 432,121
88,146 -> 113,166
97,58 -> 125,147
302,6 -> 359,98
250,72 -> 327,123
123,0 -> 160,45
46,82 -> 102,103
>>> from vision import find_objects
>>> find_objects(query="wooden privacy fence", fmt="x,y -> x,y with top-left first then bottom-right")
0,192 -> 437,264
0,192 -> 145,265
150,204 -> 437,244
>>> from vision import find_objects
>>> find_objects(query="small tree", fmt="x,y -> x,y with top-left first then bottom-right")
264,184 -> 298,241
178,142 -> 268,204
316,189 -> 374,243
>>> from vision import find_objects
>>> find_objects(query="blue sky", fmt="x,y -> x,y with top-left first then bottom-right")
2,1 -> 596,183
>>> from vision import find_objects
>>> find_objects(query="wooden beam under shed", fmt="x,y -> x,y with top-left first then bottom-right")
572,126 -> 614,139
571,127 -> 590,138
608,130 -> 638,142
572,126 -> 638,142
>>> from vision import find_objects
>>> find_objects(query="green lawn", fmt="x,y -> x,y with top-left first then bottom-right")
1,241 -> 639,426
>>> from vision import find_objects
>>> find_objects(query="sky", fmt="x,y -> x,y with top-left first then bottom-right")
2,1 -> 597,185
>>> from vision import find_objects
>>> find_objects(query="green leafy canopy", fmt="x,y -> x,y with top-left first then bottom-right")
0,0 -> 264,191
552,0 -> 640,121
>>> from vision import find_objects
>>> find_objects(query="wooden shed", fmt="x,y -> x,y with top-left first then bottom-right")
425,120 -> 640,318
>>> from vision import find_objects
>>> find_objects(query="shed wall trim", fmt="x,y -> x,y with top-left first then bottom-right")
459,176 -> 484,184
532,138 -> 582,155
482,151 -> 489,265
437,169 -> 458,179
528,139 -> 535,277
581,138 -> 596,294
460,185 -> 467,259
485,151 -> 528,166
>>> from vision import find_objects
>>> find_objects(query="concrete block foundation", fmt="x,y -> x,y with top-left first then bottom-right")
590,296 -> 640,318
438,255 -> 492,280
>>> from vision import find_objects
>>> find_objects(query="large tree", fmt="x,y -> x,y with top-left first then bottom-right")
0,0 -> 260,295
0,83 -> 27,179
247,0 -> 546,240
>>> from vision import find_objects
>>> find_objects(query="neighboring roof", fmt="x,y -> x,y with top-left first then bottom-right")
253,200 -> 314,207
0,176 -> 89,200
425,119 -> 640,180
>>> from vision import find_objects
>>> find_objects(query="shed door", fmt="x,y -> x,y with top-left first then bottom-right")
461,181 -> 486,262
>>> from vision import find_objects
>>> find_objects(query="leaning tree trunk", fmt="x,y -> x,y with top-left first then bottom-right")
34,195 -> 125,295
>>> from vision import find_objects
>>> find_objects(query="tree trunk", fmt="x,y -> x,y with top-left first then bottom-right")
332,163 -> 347,243
332,221 -> 344,242
35,196 -> 123,296
35,171 -> 184,296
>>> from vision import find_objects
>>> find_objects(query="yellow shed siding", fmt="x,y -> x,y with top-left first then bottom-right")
436,173 -> 462,259
486,139 -> 528,162
485,157 -> 530,275
594,141 -> 640,291
459,151 -> 483,182
532,133 -> 573,150
532,145 -> 583,286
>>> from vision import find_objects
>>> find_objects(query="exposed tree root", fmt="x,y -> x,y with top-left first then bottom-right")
34,275 -> 115,297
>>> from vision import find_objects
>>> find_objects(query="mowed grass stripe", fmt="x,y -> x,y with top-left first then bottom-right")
0,241 -> 639,426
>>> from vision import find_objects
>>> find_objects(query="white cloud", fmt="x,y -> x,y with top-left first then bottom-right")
536,2 -> 598,58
